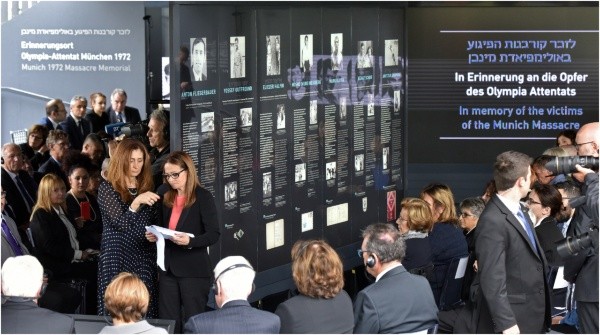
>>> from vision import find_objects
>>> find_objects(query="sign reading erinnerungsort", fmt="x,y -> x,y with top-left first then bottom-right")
1,1 -> 145,144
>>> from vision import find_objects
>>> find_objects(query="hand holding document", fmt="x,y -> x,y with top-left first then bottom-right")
145,225 -> 195,271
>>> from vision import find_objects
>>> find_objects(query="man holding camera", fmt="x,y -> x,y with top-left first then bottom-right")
564,122 -> 599,334
147,109 -> 170,189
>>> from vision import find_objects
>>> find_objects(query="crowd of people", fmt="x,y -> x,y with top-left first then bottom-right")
1,87 -> 598,335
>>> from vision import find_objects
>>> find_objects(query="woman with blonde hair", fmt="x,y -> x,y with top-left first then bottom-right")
29,173 -> 98,314
274,239 -> 354,333
396,198 -> 434,278
420,183 -> 468,306
99,272 -> 167,334
97,138 -> 160,317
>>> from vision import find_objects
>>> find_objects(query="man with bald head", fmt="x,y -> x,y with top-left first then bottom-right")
40,99 -> 67,130
564,122 -> 599,334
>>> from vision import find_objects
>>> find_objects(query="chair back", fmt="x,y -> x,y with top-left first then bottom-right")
438,256 -> 468,311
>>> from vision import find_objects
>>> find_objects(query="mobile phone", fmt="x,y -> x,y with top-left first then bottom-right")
80,201 -> 91,221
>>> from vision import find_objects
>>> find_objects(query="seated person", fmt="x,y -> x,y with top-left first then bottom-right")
29,173 -> 98,314
396,197 -> 434,278
184,256 -> 280,334
275,240 -> 354,333
354,223 -> 438,333
1,255 -> 75,334
420,183 -> 468,306
99,272 -> 167,334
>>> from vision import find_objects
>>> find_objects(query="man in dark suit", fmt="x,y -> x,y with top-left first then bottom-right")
58,95 -> 91,151
1,255 -> 75,334
39,98 -> 67,131
184,256 -> 280,334
1,143 -> 37,246
37,130 -> 70,187
473,151 -> 551,334
354,223 -> 438,333
564,121 -> 599,334
107,88 -> 142,124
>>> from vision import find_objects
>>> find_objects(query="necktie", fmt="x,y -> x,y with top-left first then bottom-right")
516,209 -> 538,253
117,113 -> 123,123
77,120 -> 83,135
1,218 -> 24,256
15,175 -> 34,209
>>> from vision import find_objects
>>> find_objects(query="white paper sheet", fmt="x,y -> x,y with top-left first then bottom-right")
145,225 -> 195,271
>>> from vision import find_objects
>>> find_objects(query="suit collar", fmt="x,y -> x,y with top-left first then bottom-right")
377,264 -> 406,282
490,195 -> 541,259
221,299 -> 251,309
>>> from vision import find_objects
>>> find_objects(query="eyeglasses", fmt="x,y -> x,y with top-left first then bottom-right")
526,198 -> 542,206
459,212 -> 475,218
163,168 -> 186,180
357,249 -> 368,258
575,141 -> 594,150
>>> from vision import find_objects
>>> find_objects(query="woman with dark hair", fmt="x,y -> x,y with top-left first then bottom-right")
145,151 -> 220,333
97,138 -> 160,317
100,272 -> 167,334
64,152 -> 103,251
274,239 -> 354,334
420,183 -> 468,306
19,124 -> 50,171
396,198 -> 434,278
556,130 -> 577,147
527,182 -> 564,267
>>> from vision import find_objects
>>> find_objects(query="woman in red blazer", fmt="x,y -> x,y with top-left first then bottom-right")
145,151 -> 220,333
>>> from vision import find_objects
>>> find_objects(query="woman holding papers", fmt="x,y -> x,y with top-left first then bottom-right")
97,138 -> 160,318
145,151 -> 220,333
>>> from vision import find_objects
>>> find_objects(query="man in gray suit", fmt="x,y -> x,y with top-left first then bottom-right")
184,256 -> 280,334
354,223 -> 438,333
1,255 -> 75,334
474,151 -> 550,333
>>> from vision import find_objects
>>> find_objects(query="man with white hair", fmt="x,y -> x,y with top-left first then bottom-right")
184,256 -> 280,334
1,255 -> 75,333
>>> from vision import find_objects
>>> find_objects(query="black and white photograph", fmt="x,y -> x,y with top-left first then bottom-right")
384,39 -> 398,66
300,34 -> 313,73
161,56 -> 170,99
240,107 -> 252,127
262,172 -> 272,198
330,33 -> 343,71
190,37 -> 207,81
354,153 -> 364,172
266,35 -> 280,76
224,181 -> 238,202
309,99 -> 318,125
339,97 -> 347,120
382,146 -> 389,170
393,90 -> 401,112
367,93 -> 375,116
201,112 -> 215,132
357,40 -> 373,69
295,163 -> 306,182
325,161 -> 336,180
230,36 -> 246,79
301,211 -> 313,232
276,104 -> 285,130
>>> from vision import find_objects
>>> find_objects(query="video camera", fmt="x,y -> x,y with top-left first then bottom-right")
545,156 -> 599,175
121,120 -> 150,140
557,225 -> 598,259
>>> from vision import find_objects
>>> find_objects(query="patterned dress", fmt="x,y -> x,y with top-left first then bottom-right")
96,180 -> 158,317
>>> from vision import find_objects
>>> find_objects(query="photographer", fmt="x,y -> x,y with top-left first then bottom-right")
146,109 -> 170,190
563,122 -> 599,334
